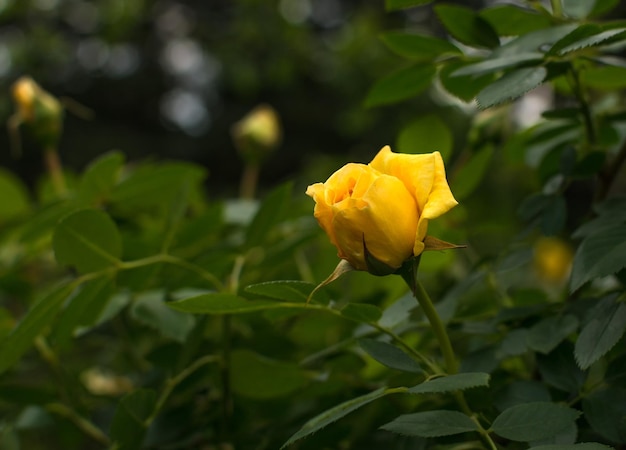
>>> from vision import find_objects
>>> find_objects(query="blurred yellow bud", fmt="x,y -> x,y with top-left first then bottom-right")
533,237 -> 574,283
231,104 -> 281,166
10,76 -> 64,149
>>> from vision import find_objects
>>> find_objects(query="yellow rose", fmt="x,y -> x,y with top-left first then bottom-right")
306,146 -> 458,272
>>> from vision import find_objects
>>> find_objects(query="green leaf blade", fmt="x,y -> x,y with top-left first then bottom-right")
380,32 -> 460,61
435,4 -> 499,49
491,402 -> 581,442
381,410 -> 478,437
476,67 -> 547,109
168,293 -> 282,314
359,338 -> 422,373
110,389 -> 157,450
245,182 -> 293,249
365,65 -> 436,107
408,372 -> 490,394
53,209 -> 122,273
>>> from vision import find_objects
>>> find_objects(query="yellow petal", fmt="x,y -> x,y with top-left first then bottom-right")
332,174 -> 417,269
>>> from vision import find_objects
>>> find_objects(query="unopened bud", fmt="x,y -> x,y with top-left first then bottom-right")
11,76 -> 64,149
231,104 -> 281,166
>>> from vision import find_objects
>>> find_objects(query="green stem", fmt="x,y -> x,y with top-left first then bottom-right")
145,354 -> 219,427
46,403 -> 110,445
44,147 -> 67,196
239,164 -> 260,199
413,281 -> 458,374
550,0 -> 562,17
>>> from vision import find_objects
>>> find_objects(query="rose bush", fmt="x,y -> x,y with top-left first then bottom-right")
306,145 -> 457,272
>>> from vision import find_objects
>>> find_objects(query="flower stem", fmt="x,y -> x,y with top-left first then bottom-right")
413,280 -> 458,374
44,147 -> 67,196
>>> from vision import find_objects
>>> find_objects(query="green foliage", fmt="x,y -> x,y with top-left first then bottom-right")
2,1 -> 626,449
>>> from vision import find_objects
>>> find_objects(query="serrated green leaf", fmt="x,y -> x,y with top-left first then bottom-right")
570,224 -> 626,291
451,144 -> 493,200
396,114 -> 453,162
365,65 -> 436,107
493,25 -> 578,58
492,402 -> 581,442
53,209 -> 122,273
0,284 -> 75,375
245,182 -> 292,248
439,61 -> 496,102
408,372 -> 490,394
381,410 -> 478,437
341,303 -> 382,323
452,53 -> 544,77
131,290 -> 196,343
583,386 -> 626,443
537,342 -> 585,393
434,4 -> 499,49
231,349 -> 308,399
552,26 -> 626,55
531,444 -> 614,450
168,293 -> 282,314
385,0 -> 432,11
527,315 -> 579,354
477,67 -> 547,109
480,5 -> 551,36
380,32 -> 460,61
359,338 -> 422,373
575,295 -> 626,369
281,387 -> 392,448
110,389 -> 156,450
244,280 -> 327,303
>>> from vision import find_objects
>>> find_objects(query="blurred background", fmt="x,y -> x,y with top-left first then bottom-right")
0,0 -> 479,196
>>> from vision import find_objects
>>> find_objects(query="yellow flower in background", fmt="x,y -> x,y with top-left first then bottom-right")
306,146 -> 458,272
533,237 -> 574,283
231,104 -> 281,166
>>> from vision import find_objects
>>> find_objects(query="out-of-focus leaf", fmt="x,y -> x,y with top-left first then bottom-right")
130,290 -> 196,343
396,115 -> 453,162
491,402 -> 581,442
408,372 -> 489,394
541,196 -> 567,236
231,349 -> 308,399
365,65 -> 436,107
50,277 -> 114,348
575,295 -> 626,369
281,387 -> 393,448
531,445 -> 613,450
439,61 -> 496,102
385,0 -> 432,11
77,151 -> 124,204
590,0 -> 620,16
493,381 -> 551,412
380,32 -> 460,61
477,67 -> 547,109
569,224 -> 626,292
341,303 -> 382,323
169,293 -> 281,314
110,389 -> 156,450
245,182 -> 292,248
359,338 -> 422,373
0,284 -> 74,375
450,145 -> 493,200
0,169 -> 30,220
53,209 -> 122,273
583,386 -> 626,443
537,343 -> 585,393
527,315 -> 579,354
480,5 -> 551,35
563,0 -> 597,19
434,4 -> 499,49
381,410 -> 478,437
582,66 -> 626,90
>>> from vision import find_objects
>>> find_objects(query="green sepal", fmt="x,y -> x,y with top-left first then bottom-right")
363,237 -> 398,276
